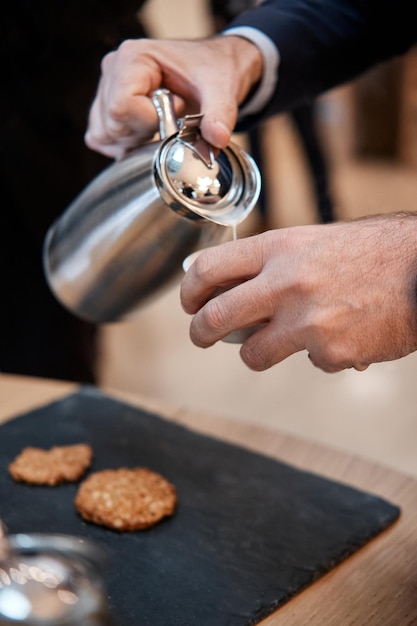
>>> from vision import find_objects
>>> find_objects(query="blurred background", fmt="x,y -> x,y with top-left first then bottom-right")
25,2 -> 417,476
93,1 -> 417,477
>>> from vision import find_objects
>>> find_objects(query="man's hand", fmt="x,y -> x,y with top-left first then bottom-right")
180,214 -> 417,373
85,36 -> 263,159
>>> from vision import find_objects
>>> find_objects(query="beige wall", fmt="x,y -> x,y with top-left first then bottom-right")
140,0 -> 214,39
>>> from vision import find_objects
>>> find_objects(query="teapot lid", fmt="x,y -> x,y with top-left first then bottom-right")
154,113 -> 261,226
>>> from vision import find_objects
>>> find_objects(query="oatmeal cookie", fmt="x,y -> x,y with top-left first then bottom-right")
75,467 -> 177,531
9,443 -> 93,485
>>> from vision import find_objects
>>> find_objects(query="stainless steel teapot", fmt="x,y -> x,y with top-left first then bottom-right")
43,89 -> 261,323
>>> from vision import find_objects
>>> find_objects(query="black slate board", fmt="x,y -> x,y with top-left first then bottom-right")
0,387 -> 399,625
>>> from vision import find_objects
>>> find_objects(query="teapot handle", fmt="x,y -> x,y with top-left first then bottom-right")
152,89 -> 215,169
152,89 -> 179,139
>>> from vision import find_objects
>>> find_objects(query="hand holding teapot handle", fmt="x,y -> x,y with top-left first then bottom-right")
85,36 -> 263,159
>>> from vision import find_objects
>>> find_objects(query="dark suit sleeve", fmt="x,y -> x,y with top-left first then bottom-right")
227,0 -> 417,125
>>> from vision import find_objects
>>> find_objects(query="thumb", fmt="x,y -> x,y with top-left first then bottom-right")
197,90 -> 238,150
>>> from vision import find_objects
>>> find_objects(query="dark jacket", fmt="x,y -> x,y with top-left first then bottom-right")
1,2 -> 146,382
228,0 -> 417,124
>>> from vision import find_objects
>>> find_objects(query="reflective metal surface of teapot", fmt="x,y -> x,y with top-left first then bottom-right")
43,89 -> 261,323
0,533 -> 112,625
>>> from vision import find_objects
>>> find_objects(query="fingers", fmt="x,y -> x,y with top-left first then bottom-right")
181,238 -> 273,348
187,286 -> 308,371
195,36 -> 261,148
188,278 -> 271,347
85,36 -> 262,157
85,92 -> 159,159
239,325 -> 371,373
85,41 -> 165,157
306,337 -> 372,373
239,321 -> 304,371
181,236 -> 266,314
188,290 -> 372,374
197,93 -> 237,150
180,232 -> 379,373
181,216 -> 417,374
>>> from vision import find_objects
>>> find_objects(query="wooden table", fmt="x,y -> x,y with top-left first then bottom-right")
1,373 -> 417,625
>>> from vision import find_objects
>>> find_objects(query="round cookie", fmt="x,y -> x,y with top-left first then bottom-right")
74,467 -> 177,531
9,444 -> 93,485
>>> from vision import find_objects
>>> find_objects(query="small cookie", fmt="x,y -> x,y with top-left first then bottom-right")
75,467 -> 177,531
9,444 -> 93,486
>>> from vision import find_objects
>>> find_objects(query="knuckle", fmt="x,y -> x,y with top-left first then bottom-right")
320,342 -> 342,365
117,38 -> 141,59
202,298 -> 230,333
308,352 -> 340,373
314,341 -> 351,372
84,128 -> 105,149
100,40 -> 141,73
304,311 -> 352,371
107,99 -> 130,125
100,51 -> 115,72
84,130 -> 95,149
239,342 -> 270,371
192,254 -> 215,284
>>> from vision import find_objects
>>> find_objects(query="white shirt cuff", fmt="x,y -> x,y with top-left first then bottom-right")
222,26 -> 280,117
